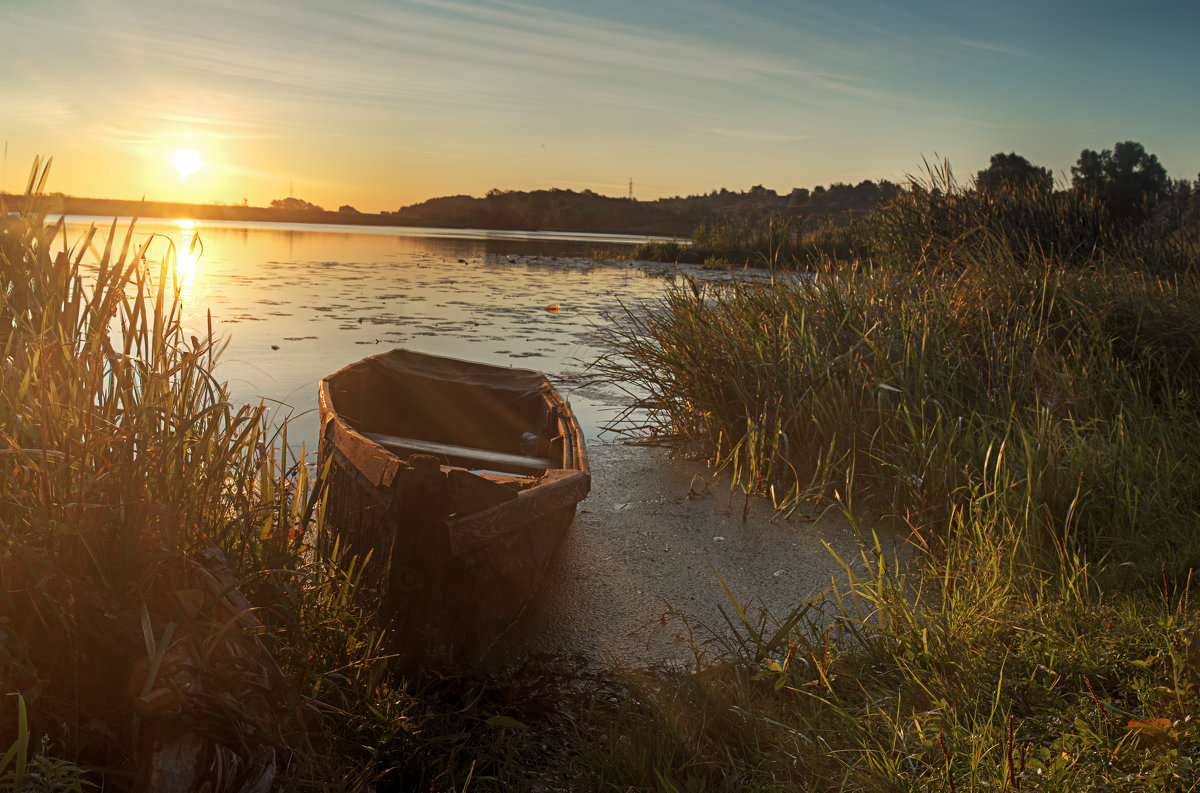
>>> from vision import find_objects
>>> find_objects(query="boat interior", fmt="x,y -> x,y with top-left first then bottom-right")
325,351 -> 568,479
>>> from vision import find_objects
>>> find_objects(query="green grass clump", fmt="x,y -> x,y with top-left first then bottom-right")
570,535 -> 1199,791
587,163 -> 1200,789
597,234 -> 1200,573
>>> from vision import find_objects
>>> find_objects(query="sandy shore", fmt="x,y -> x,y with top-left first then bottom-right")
482,438 -> 888,671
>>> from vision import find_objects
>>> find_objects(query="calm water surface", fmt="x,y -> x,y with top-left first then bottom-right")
65,217 -> 698,447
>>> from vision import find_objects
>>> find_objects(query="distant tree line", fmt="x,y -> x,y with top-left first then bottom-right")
7,141 -> 1194,243
386,181 -> 903,237
629,141 -> 1199,269
269,196 -> 326,212
851,141 -> 1200,273
388,141 -> 1199,243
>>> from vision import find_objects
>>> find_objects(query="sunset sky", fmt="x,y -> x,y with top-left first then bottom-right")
2,0 -> 1198,212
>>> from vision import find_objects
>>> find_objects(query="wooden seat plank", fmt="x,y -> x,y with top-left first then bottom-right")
362,431 -> 552,471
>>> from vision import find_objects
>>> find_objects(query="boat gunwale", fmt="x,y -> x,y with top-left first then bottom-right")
318,349 -> 589,476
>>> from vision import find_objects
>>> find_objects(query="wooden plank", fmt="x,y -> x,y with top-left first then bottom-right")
362,431 -> 552,471
446,469 -> 589,556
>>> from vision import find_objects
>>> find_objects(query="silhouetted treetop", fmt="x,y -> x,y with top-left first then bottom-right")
976,153 -> 1053,193
270,196 -> 326,212
1071,141 -> 1169,220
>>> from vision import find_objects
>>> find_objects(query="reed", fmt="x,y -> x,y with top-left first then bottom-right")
597,235 -> 1200,571
0,161 -> 532,790
868,159 -> 1194,273
586,165 -> 1200,789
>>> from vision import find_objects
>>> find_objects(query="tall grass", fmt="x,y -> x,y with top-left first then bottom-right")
586,164 -> 1200,789
869,159 -> 1195,273
0,161 -> 546,790
598,223 -> 1200,574
0,158 -> 319,784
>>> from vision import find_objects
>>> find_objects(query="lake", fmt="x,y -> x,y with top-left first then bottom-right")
58,216 -> 868,668
63,216 -> 696,448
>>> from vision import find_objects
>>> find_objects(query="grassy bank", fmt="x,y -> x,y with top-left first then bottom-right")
587,167 -> 1200,789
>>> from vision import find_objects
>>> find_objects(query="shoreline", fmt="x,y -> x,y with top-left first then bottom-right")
482,428 -> 892,672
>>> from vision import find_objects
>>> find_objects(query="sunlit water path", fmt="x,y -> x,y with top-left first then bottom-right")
65,217 -> 702,447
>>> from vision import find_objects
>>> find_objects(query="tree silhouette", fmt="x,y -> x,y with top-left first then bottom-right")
270,196 -> 325,212
976,152 -> 1053,193
1070,141 -> 1169,220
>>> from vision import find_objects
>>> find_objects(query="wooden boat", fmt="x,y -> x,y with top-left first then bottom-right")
317,349 -> 590,664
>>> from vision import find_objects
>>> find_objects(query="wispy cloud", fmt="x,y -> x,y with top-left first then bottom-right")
947,37 -> 1037,60
705,128 -> 811,143
8,0 -> 932,136
7,0 -> 1188,209
1,89 -> 76,128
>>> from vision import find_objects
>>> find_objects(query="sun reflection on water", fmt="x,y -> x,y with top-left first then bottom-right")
173,219 -> 201,293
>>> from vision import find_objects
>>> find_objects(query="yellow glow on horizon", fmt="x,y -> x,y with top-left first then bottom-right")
172,149 -> 205,179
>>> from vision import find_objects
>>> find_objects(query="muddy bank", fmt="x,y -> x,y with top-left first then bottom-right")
483,438 -> 889,671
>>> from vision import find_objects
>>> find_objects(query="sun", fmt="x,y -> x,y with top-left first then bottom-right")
171,149 -> 205,179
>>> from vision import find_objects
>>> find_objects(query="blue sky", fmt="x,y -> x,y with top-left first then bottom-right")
2,0 -> 1197,211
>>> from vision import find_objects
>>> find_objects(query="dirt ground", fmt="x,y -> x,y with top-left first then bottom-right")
482,437 -> 893,671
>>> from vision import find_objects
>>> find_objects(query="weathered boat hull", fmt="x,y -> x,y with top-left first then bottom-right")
318,349 -> 589,665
